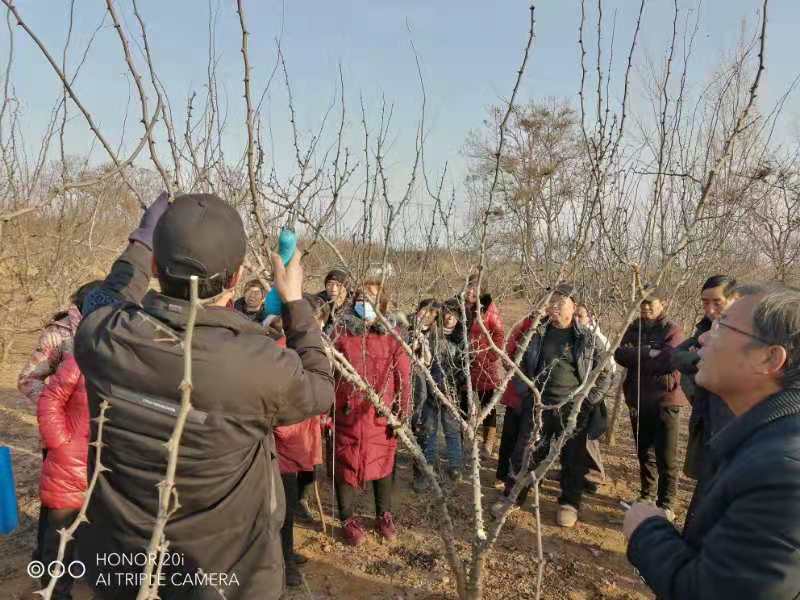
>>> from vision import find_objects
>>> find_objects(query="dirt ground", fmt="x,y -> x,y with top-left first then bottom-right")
0,329 -> 692,600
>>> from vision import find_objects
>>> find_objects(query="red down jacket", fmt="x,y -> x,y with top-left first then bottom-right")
272,334 -> 324,474
333,315 -> 411,488
37,354 -> 89,510
501,314 -> 536,412
468,294 -> 505,393
274,418 -> 323,474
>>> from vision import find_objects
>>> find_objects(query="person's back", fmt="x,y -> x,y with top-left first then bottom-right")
74,193 -> 333,600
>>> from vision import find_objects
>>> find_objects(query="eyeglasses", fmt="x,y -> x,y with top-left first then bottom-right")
711,319 -> 772,346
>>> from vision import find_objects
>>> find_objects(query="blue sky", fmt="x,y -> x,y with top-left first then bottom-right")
5,0 -> 800,215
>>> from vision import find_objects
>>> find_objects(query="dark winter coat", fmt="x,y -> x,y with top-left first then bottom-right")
628,388 -> 800,600
333,314 -> 411,488
430,324 -> 468,394
672,317 -> 734,432
511,318 -> 612,409
671,317 -> 735,479
74,242 -> 334,600
233,297 -> 268,324
467,294 -> 505,392
615,315 -> 687,408
37,354 -> 89,510
412,324 -> 468,427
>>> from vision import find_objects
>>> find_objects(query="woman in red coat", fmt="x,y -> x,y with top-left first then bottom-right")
465,276 -> 505,457
36,354 -> 89,599
333,286 -> 411,546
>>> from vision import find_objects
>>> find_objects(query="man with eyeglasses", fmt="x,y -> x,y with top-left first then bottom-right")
624,283 -> 800,600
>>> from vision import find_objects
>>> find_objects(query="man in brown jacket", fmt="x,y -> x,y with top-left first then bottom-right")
74,193 -> 333,599
615,289 -> 686,519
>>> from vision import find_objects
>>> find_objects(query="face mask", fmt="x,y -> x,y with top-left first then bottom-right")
354,301 -> 377,321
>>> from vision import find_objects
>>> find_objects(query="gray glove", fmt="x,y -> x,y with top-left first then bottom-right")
129,191 -> 170,250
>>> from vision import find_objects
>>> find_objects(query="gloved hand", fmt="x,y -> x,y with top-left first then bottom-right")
130,191 -> 170,250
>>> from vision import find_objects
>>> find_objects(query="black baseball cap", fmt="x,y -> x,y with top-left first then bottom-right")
325,269 -> 350,286
548,282 -> 577,300
153,193 -> 246,284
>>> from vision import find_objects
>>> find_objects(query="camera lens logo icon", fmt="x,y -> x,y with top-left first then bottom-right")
26,561 -> 45,578
27,560 -> 86,580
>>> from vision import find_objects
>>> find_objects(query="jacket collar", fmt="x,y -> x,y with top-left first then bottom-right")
695,316 -> 712,335
709,388 -> 800,462
143,292 -> 266,336
338,310 -> 395,336
534,316 -> 588,340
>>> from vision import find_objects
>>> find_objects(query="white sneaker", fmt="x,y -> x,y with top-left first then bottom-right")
556,504 -> 579,528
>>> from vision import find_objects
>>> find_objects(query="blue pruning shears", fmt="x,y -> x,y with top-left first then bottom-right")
263,209 -> 298,316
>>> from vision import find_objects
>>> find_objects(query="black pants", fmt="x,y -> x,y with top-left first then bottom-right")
41,507 -> 79,599
33,449 -> 49,563
297,470 -> 314,502
335,475 -> 393,521
280,473 -> 298,564
509,402 -> 590,509
630,404 -> 681,510
496,408 -> 522,482
479,389 -> 497,428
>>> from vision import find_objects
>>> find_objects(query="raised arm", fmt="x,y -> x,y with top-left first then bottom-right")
270,251 -> 334,426
81,193 -> 169,316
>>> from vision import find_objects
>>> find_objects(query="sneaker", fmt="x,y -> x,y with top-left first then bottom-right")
376,512 -> 397,541
342,516 -> 366,546
447,467 -> 463,484
295,498 -> 314,523
556,504 -> 579,528
490,497 -> 520,520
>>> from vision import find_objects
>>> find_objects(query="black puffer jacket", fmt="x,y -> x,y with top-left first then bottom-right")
672,317 -> 734,435
74,242 -> 333,600
512,319 -> 612,408
628,389 -> 800,600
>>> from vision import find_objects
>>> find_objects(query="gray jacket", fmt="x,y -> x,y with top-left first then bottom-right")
74,242 -> 333,600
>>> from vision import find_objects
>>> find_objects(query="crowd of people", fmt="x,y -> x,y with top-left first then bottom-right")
14,191 -> 800,599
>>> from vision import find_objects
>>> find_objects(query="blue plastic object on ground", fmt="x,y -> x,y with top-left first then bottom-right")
0,446 -> 19,535
264,228 -> 297,316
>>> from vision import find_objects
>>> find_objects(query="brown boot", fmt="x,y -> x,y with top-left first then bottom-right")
480,425 -> 497,459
